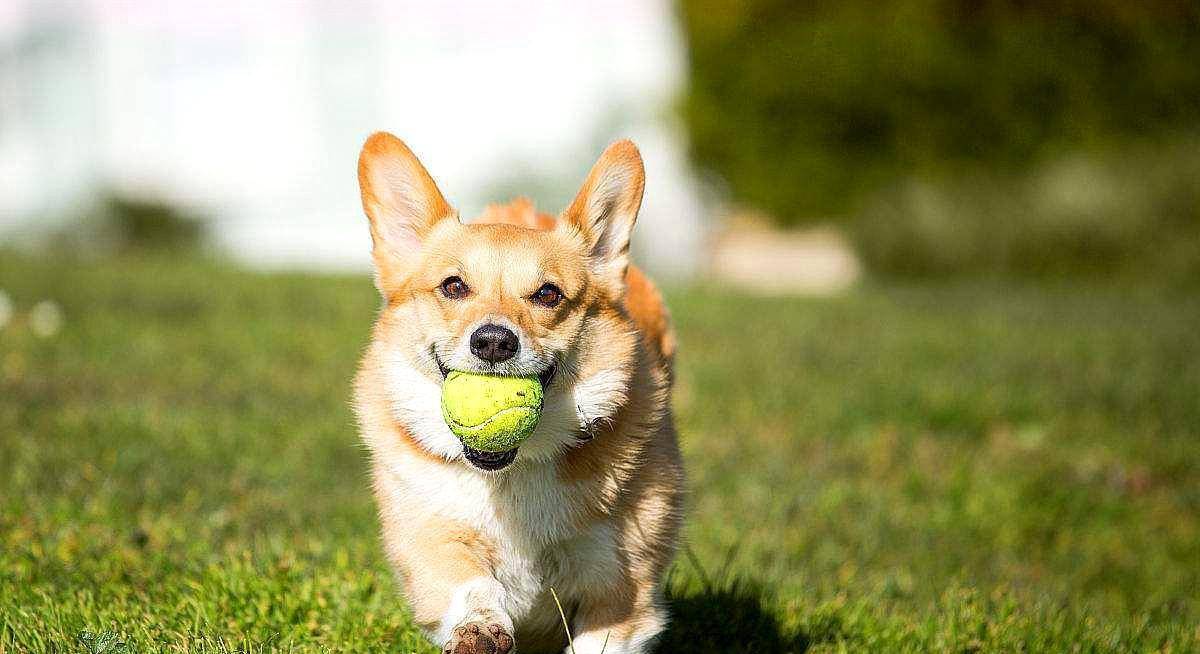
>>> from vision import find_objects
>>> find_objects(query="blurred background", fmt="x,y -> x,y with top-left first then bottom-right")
0,0 -> 707,277
2,2 -> 1199,651
3,0 -> 1199,287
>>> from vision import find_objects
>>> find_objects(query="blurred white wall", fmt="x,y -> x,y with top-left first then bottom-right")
0,0 -> 705,278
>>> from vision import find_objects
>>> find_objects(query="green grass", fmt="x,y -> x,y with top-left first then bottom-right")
2,253 -> 1197,652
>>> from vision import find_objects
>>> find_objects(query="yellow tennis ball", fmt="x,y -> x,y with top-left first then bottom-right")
440,371 -> 544,452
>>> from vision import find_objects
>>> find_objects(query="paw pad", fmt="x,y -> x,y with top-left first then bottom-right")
444,621 -> 513,654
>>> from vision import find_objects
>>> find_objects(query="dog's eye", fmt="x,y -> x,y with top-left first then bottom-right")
440,276 -> 469,299
530,283 -> 563,308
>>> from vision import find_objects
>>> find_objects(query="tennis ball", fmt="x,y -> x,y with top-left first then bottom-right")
440,371 -> 543,452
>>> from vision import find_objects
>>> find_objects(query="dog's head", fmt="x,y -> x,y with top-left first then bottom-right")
357,132 -> 645,472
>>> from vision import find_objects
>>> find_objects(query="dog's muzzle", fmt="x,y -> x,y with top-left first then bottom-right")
431,345 -> 557,472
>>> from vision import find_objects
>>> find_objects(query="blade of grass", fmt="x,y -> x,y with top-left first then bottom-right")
549,587 -> 610,654
550,587 -> 575,654
682,543 -> 713,592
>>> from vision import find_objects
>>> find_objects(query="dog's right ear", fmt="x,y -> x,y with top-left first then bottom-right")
358,132 -> 455,286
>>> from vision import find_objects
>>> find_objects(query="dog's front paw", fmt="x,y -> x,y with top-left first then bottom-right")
443,621 -> 514,654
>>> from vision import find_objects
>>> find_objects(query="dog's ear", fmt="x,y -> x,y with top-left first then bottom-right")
358,132 -> 455,286
561,140 -> 645,287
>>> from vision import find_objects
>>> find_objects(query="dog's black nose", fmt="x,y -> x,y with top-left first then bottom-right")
470,324 -> 519,363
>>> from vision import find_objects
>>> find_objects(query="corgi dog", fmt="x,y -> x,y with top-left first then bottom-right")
353,132 -> 685,654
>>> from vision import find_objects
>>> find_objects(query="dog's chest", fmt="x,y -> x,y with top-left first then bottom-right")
413,463 -> 616,623
490,469 -> 616,606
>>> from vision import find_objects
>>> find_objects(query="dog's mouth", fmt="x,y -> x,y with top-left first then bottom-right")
431,346 -> 557,390
431,346 -> 557,472
462,445 -> 518,471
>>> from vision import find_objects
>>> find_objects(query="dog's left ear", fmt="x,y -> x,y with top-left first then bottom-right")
561,140 -> 645,286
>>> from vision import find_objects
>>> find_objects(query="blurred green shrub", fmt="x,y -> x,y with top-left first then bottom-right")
850,139 -> 1200,282
678,0 -> 1200,225
100,194 -> 205,251
38,193 -> 206,259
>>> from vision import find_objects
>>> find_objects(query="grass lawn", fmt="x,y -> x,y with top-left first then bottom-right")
1,253 -> 1197,653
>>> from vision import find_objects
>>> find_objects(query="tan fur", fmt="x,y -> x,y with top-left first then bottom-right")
353,132 -> 684,653
473,198 -> 674,369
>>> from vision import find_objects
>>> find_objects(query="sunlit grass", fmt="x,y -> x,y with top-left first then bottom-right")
1,253 -> 1197,652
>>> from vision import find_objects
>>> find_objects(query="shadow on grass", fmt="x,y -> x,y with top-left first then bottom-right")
657,582 -> 810,653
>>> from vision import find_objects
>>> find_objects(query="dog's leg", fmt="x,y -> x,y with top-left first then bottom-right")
437,576 -> 515,654
565,592 -> 667,654
382,518 -> 514,654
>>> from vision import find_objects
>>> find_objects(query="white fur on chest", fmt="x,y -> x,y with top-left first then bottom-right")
379,455 -> 619,627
